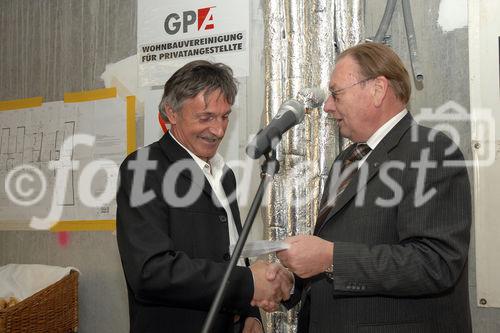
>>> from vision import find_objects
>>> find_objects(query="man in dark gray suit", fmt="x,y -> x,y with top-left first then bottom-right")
277,43 -> 472,332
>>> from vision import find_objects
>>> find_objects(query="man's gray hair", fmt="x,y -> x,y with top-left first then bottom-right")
158,60 -> 238,121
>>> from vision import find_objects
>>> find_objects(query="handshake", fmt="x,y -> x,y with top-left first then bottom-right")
249,260 -> 294,312
248,235 -> 335,312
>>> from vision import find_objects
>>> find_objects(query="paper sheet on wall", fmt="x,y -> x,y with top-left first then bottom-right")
0,95 -> 127,227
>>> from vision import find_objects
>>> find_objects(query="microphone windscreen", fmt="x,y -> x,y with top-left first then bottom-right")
296,87 -> 326,108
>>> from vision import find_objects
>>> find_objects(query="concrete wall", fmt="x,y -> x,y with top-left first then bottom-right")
0,1 -> 134,332
0,0 -> 499,332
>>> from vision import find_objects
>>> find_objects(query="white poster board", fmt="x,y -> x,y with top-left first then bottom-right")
469,0 -> 500,308
137,0 -> 250,87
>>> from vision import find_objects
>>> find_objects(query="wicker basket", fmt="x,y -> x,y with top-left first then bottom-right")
0,270 -> 78,333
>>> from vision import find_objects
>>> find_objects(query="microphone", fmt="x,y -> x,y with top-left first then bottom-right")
246,87 -> 325,159
296,87 -> 326,108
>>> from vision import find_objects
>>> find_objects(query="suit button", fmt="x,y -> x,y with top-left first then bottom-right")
223,253 -> 231,261
219,215 -> 227,223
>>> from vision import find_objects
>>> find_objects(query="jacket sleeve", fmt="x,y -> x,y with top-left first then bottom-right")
240,306 -> 262,329
282,275 -> 306,310
331,133 -> 471,296
116,152 -> 254,313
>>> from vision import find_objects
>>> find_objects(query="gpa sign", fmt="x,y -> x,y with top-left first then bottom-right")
137,0 -> 250,87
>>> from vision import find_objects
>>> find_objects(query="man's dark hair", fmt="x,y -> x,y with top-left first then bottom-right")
158,60 -> 238,121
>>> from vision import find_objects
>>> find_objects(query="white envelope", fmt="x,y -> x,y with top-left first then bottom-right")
230,240 -> 290,258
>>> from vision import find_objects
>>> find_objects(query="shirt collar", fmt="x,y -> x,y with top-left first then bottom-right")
168,131 -> 225,174
366,109 -> 408,150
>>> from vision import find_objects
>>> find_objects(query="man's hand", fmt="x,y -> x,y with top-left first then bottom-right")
242,317 -> 263,333
277,235 -> 334,278
264,262 -> 294,296
250,260 -> 293,312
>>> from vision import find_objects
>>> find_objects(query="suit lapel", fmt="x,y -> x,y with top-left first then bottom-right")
158,133 -> 218,203
316,113 -> 414,234
324,148 -> 387,221
220,166 -> 249,266
221,166 -> 242,234
318,147 -> 353,209
158,133 -> 252,264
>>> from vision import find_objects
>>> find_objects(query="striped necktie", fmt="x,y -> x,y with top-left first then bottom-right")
315,143 -> 371,231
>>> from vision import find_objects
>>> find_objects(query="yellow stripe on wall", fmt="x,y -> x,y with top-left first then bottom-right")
50,220 -> 116,232
0,97 -> 43,111
126,95 -> 137,154
64,87 -> 117,103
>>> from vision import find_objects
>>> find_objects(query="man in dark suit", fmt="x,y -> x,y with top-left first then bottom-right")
117,60 -> 292,333
277,43 -> 472,332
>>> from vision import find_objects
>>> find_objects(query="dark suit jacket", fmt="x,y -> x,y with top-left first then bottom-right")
294,113 -> 472,333
116,133 -> 259,333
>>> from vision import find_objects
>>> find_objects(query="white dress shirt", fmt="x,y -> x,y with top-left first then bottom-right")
169,132 -> 244,266
359,109 -> 408,167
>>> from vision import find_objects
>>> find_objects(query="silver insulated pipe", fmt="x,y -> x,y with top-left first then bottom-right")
261,0 -> 364,331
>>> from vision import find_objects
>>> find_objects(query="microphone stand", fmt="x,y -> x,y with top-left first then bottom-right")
201,150 -> 280,333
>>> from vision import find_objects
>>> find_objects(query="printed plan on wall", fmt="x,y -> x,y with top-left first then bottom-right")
0,91 -> 128,230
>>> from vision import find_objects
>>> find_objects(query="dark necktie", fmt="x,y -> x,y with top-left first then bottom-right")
315,143 -> 372,231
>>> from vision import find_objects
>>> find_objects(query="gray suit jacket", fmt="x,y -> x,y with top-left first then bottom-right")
297,113 -> 472,333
